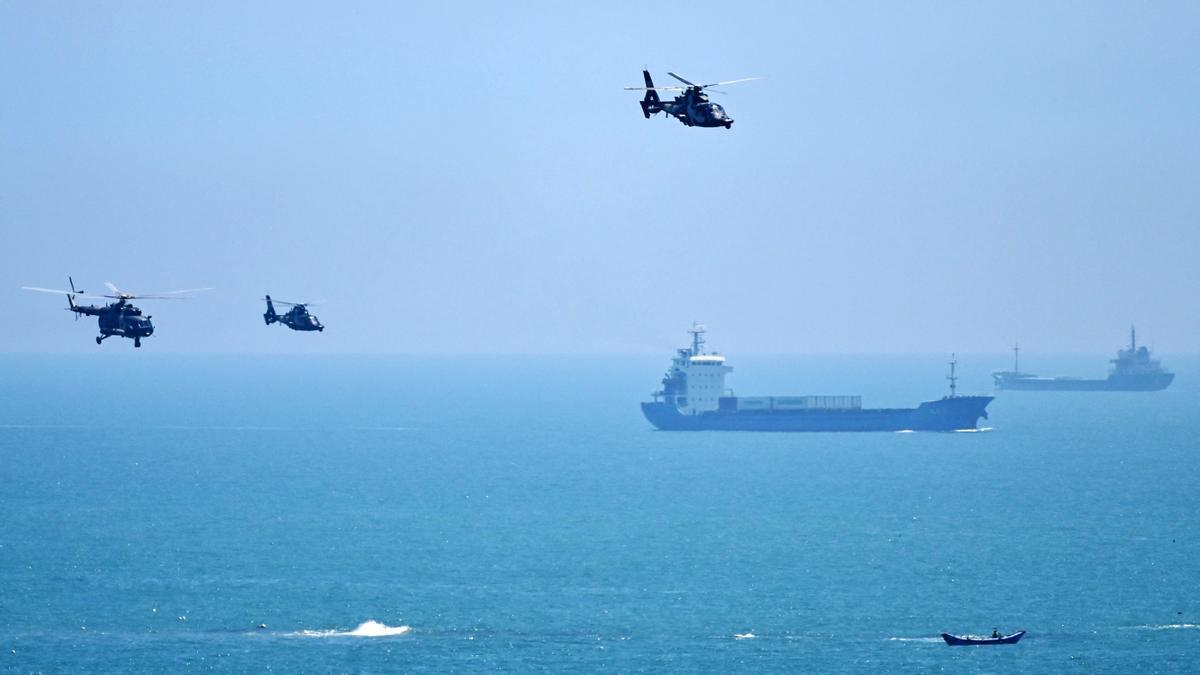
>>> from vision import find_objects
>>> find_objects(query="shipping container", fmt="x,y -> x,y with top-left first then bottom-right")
738,395 -> 863,410
735,397 -> 772,410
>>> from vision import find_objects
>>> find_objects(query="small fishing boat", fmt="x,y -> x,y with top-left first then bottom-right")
941,630 -> 1025,645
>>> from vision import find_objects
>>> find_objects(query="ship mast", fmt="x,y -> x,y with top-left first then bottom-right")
1130,325 -> 1136,352
1013,343 -> 1020,374
687,321 -> 706,356
947,353 -> 958,398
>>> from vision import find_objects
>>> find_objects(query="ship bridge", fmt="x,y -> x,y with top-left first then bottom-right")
676,354 -> 731,415
651,326 -> 733,416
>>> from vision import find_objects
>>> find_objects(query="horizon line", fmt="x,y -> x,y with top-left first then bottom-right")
2,350 -> 1199,357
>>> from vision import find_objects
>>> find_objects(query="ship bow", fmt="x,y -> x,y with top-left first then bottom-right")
914,395 -> 993,431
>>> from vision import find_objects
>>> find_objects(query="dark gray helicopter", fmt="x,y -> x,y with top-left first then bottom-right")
625,70 -> 762,129
263,296 -> 323,332
23,278 -> 211,347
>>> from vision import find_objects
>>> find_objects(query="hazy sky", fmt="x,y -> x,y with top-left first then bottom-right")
3,2 -> 1197,354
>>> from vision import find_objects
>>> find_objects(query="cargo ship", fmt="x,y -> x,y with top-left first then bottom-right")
992,327 -> 1174,391
641,325 -> 992,432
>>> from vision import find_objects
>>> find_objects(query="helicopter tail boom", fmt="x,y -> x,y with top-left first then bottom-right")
263,295 -> 278,325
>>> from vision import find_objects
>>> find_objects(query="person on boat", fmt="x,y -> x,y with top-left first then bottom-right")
991,628 -> 1000,638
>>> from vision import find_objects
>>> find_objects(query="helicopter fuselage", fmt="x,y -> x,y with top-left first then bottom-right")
278,306 -> 323,331
264,295 -> 323,332
659,89 -> 733,128
70,299 -> 154,346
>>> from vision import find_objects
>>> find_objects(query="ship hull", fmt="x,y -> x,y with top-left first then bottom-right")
994,373 -> 1173,391
641,396 -> 992,432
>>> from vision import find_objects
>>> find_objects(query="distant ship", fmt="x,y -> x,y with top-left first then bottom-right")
640,325 -> 992,432
992,327 -> 1174,391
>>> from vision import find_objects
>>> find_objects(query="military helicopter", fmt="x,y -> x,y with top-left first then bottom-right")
624,70 -> 762,129
263,295 -> 323,332
23,278 -> 211,347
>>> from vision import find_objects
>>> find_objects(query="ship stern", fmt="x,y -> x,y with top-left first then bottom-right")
641,401 -> 703,431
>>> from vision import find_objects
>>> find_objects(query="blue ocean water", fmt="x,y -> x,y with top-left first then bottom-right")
1,354 -> 1198,672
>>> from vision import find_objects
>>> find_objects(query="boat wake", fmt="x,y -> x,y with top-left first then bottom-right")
0,423 -> 88,429
733,632 -> 757,640
894,428 -> 994,434
153,425 -> 294,432
1128,623 -> 1199,631
292,621 -> 412,638
887,636 -> 941,643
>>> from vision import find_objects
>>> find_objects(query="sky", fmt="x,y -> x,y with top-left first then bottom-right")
2,2 -> 1198,354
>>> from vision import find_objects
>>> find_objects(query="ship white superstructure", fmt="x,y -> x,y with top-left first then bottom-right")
655,324 -> 732,415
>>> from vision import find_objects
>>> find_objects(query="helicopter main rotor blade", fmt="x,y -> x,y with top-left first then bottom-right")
263,298 -> 319,307
118,291 -> 212,300
23,286 -> 78,295
623,85 -> 685,91
22,286 -> 109,300
700,76 -> 764,88
667,72 -> 696,86
148,287 -> 214,296
102,285 -> 213,300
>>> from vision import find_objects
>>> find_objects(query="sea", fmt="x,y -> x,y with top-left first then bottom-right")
1,353 -> 1197,672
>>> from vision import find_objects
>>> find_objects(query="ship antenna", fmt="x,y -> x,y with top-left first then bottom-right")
947,353 -> 958,398
1130,324 -> 1136,351
688,321 -> 707,356
1013,343 -> 1020,374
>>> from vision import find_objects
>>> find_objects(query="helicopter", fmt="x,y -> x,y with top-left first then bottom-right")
624,70 -> 762,129
23,278 -> 211,347
263,295 -> 323,332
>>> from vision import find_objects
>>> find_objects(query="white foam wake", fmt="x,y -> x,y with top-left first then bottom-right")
1129,623 -> 1199,631
296,621 -> 412,638
734,632 -> 757,640
887,636 -> 942,642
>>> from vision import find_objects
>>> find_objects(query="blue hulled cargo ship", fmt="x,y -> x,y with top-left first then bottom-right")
641,325 -> 992,432
992,327 -> 1174,391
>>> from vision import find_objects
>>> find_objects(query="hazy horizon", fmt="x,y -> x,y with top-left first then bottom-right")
4,348 -> 1196,358
4,3 -> 1197,354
